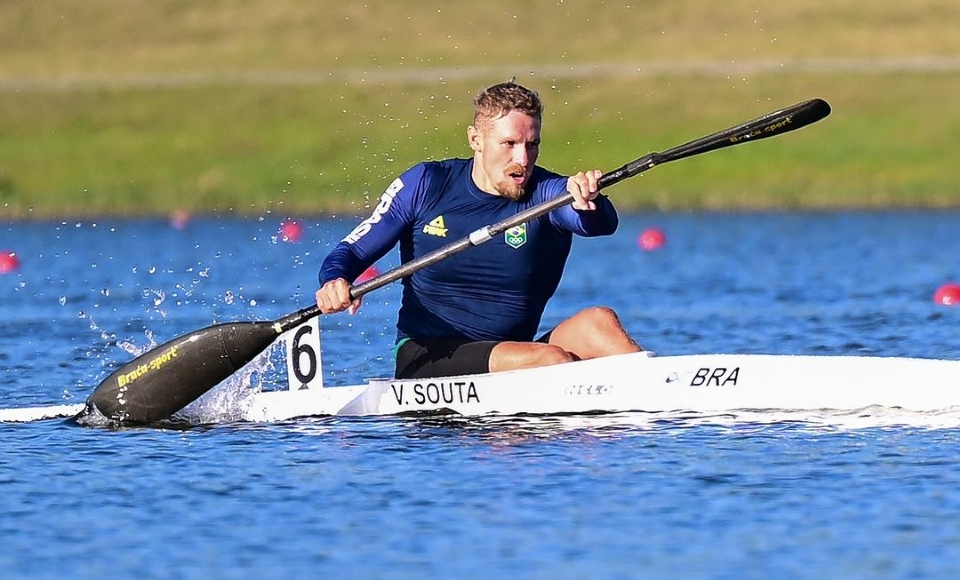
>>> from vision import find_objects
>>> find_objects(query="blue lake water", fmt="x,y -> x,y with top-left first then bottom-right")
3,211 -> 960,579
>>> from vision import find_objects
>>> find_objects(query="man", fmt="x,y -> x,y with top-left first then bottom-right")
316,81 -> 642,379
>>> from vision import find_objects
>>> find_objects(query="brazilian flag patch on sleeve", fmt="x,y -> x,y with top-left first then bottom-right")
505,223 -> 527,249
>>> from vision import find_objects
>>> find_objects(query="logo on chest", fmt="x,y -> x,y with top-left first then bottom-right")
505,223 -> 527,249
423,216 -> 448,237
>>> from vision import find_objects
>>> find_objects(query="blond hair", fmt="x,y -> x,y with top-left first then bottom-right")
472,81 -> 543,129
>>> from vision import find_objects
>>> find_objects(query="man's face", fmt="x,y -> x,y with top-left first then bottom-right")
468,110 -> 541,200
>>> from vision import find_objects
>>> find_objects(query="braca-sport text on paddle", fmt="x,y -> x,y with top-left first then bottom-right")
79,97 -> 831,425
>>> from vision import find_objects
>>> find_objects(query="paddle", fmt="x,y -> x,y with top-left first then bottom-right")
79,97 -> 831,425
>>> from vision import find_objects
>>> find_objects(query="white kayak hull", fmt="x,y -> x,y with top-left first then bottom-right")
242,352 -> 960,423
4,316 -> 960,426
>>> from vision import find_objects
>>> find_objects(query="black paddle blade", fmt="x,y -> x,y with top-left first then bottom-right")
79,321 -> 282,425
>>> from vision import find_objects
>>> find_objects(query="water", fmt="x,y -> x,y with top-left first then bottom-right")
2,212 -> 960,579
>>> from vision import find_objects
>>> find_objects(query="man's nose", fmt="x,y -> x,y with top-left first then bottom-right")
513,146 -> 529,166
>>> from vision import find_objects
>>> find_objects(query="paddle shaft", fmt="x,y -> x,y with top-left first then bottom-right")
83,97 -> 830,425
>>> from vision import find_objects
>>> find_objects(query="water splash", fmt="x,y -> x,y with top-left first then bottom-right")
172,341 -> 285,425
115,329 -> 157,358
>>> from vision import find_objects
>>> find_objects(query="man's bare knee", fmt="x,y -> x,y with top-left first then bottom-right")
535,344 -> 577,366
550,306 -> 641,358
490,342 -> 575,372
577,306 -> 622,330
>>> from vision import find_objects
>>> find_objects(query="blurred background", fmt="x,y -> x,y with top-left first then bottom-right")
2,0 -> 960,218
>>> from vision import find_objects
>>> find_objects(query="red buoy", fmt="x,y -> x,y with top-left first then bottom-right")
170,210 -> 190,230
280,220 -> 303,243
637,227 -> 666,251
354,265 -> 380,284
934,283 -> 960,306
0,250 -> 20,274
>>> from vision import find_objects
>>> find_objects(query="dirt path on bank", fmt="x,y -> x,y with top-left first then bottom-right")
3,56 -> 959,92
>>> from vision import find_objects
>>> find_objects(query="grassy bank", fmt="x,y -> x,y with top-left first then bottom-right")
3,1 -> 960,218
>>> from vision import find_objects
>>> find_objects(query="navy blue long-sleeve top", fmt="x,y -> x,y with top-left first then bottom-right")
319,158 -> 619,343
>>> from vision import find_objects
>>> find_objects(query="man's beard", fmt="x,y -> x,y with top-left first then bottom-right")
494,165 -> 529,201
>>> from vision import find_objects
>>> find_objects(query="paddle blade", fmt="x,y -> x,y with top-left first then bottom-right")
81,321 -> 281,425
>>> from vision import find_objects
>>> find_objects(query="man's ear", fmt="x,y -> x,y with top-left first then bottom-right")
467,125 -> 482,152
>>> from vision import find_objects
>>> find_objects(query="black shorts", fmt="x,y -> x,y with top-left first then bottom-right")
394,333 -> 554,380
394,337 -> 498,379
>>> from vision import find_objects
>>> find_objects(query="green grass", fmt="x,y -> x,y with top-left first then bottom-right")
3,1 -> 960,218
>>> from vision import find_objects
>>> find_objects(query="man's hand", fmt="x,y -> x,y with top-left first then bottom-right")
567,169 -> 602,210
316,278 -> 363,315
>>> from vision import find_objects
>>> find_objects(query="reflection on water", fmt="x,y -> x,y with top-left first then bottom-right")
215,405 -> 960,442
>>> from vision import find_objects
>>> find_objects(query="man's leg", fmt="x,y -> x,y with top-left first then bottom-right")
543,306 -> 642,359
395,337 -> 497,379
397,337 -> 574,378
488,341 -> 574,373
489,306 -> 642,373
